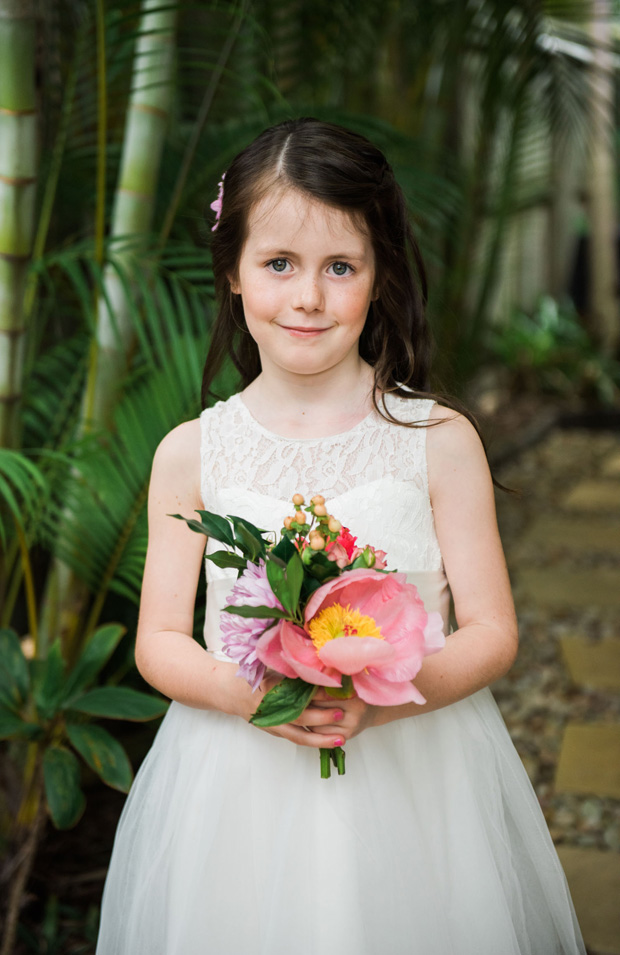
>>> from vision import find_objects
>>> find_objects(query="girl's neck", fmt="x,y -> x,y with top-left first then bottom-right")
241,360 -> 377,440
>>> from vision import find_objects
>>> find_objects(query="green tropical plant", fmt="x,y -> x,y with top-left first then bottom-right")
486,295 -> 620,402
0,624 -> 167,955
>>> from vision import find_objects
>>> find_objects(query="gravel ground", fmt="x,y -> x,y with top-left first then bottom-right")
491,428 -> 620,854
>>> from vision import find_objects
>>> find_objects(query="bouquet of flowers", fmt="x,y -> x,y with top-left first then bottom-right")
174,494 -> 445,778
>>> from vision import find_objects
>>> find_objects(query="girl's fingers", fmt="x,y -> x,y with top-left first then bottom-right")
263,723 -> 344,749
291,705 -> 344,728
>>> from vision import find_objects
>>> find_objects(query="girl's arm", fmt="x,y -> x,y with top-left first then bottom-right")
134,420 -> 344,749
377,403 -> 518,721
314,404 -> 519,738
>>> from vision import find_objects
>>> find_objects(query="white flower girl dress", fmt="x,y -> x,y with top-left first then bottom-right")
96,392 -> 585,955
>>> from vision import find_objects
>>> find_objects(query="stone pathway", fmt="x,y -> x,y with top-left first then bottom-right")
492,429 -> 620,955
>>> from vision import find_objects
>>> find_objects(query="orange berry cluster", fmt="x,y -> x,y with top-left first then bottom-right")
283,493 -> 342,550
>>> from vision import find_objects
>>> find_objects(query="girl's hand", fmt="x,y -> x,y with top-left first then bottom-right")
299,687 -> 380,742
246,678 -> 377,749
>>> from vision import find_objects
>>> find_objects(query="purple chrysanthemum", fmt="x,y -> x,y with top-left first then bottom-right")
220,559 -> 284,691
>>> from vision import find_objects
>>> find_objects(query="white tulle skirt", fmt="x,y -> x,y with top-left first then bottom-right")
96,686 -> 585,955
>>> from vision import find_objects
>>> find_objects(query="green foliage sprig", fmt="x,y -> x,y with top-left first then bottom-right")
0,626 -> 167,830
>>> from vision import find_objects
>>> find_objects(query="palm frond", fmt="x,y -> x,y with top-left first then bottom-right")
0,451 -> 47,547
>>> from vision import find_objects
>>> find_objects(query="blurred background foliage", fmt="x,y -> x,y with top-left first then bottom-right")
1,0 -> 619,950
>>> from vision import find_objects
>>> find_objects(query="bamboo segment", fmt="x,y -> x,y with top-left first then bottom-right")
38,2 -> 178,651
587,0 -> 619,356
89,1 -> 177,429
0,0 -> 36,448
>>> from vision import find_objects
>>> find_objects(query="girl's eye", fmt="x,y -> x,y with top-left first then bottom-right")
329,262 -> 353,276
268,259 -> 289,273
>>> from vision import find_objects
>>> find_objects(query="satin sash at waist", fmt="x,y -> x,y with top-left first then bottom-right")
203,570 -> 451,663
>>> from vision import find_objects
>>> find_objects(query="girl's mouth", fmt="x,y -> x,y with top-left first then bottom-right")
280,325 -> 330,338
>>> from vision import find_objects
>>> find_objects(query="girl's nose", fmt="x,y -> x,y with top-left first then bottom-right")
292,273 -> 324,312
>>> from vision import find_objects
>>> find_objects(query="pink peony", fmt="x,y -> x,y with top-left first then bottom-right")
255,568 -> 445,705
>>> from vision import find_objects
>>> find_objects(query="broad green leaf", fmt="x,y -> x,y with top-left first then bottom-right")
229,518 -> 265,562
222,604 -> 289,620
0,628 -> 30,710
286,553 -> 304,610
250,677 -> 316,728
229,515 -> 268,543
205,550 -> 247,571
66,723 -> 133,792
63,624 -> 126,702
271,535 -> 296,563
43,746 -> 86,829
32,639 -> 65,720
0,704 -> 43,741
68,686 -> 168,721
170,509 -> 235,547
266,559 -> 289,611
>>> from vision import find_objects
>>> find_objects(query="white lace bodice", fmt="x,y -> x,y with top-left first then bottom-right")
199,391 -> 450,657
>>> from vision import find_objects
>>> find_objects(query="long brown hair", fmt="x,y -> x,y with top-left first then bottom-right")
202,117 -> 510,491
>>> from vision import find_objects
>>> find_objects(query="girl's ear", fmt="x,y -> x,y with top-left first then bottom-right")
228,273 -> 240,295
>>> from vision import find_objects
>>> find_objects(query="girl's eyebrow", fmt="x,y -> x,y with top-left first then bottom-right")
254,247 -> 368,261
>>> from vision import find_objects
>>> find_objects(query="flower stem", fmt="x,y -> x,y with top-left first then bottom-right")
334,746 -> 346,775
320,748 -> 332,779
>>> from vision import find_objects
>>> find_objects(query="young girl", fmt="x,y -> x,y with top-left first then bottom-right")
96,118 -> 585,955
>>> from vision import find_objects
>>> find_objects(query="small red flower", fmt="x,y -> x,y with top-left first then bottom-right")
328,526 -> 357,559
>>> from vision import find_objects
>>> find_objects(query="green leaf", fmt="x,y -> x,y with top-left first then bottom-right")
67,686 -> 168,721
250,677 -> 316,727
222,604 -> 289,620
0,628 -> 30,711
271,535 -> 297,563
266,559 -> 289,611
229,517 -> 265,562
43,746 -> 86,829
170,509 -> 235,547
229,515 -> 268,542
205,550 -> 247,570
63,623 -> 126,702
66,723 -> 133,793
286,552 -> 304,610
305,551 -> 341,582
301,576 -> 324,600
32,639 -> 65,720
0,704 -> 43,741
0,449 -> 47,545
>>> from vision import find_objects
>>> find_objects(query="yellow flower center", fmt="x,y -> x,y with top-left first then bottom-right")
308,603 -> 383,650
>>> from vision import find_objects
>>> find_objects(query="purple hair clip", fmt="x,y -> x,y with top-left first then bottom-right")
210,172 -> 226,232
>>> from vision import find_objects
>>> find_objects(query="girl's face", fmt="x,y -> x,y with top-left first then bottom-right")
230,187 -> 376,381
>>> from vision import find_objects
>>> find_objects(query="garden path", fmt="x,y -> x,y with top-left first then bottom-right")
493,428 -> 620,955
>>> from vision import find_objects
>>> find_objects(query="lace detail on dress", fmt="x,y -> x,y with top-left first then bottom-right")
199,391 -> 444,573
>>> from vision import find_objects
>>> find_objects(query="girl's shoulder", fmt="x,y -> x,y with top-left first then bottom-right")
151,418 -> 202,500
155,417 -> 201,461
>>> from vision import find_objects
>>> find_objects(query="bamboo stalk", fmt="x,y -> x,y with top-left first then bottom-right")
0,0 -> 36,449
587,0 -> 619,356
39,2 -> 177,652
87,0 -> 177,430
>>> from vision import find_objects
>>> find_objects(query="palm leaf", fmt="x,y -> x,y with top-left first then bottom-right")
0,450 -> 47,546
